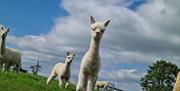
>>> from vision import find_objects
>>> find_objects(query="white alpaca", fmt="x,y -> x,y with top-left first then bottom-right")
47,52 -> 76,88
0,26 -> 22,73
76,16 -> 110,91
95,81 -> 109,91
173,72 -> 180,91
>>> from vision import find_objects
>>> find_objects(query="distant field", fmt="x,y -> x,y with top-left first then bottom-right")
0,72 -> 76,91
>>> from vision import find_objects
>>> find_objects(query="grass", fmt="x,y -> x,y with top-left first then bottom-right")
0,71 -> 76,91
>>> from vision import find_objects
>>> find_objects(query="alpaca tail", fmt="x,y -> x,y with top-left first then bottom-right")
46,70 -> 57,84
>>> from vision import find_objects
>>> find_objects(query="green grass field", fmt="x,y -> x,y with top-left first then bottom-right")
0,71 -> 76,91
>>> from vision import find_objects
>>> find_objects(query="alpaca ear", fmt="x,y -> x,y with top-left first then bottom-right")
104,19 -> 110,27
67,52 -> 70,56
73,52 -> 76,56
90,16 -> 96,24
1,26 -> 3,30
7,28 -> 10,32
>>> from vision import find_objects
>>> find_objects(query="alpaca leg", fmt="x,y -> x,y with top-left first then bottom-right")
65,77 -> 70,88
76,72 -> 88,91
16,64 -> 20,74
0,62 -> 3,71
97,86 -> 99,90
2,63 -> 5,72
3,63 -> 6,72
104,84 -> 108,91
93,76 -> 97,88
95,85 -> 100,90
59,77 -> 66,87
59,77 -> 63,87
17,59 -> 21,74
4,63 -> 10,73
87,76 -> 97,91
65,81 -> 69,88
46,72 -> 57,84
103,86 -> 106,91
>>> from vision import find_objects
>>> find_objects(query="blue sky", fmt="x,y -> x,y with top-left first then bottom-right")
0,0 -> 179,91
0,0 -> 67,36
0,0 -> 146,36
129,0 -> 148,10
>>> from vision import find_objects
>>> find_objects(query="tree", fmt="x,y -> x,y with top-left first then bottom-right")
140,59 -> 179,91
29,61 -> 41,75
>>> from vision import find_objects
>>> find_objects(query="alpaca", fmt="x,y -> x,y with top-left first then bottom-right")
95,81 -> 109,91
76,16 -> 110,91
0,26 -> 22,73
47,52 -> 76,88
173,72 -> 180,91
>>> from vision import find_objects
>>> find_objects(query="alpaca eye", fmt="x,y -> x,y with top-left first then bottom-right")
92,27 -> 96,31
101,29 -> 104,33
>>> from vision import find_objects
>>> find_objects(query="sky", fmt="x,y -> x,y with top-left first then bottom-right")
0,0 -> 180,91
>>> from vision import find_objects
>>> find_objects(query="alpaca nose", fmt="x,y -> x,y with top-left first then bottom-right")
96,32 -> 100,35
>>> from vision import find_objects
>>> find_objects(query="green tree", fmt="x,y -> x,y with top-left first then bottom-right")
140,59 -> 179,91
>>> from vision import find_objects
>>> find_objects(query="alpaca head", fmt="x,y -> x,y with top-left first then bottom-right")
66,52 -> 76,64
0,26 -> 10,40
90,16 -> 110,39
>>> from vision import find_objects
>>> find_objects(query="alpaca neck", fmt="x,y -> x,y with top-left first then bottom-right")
88,37 -> 101,54
1,38 -> 6,55
65,61 -> 71,70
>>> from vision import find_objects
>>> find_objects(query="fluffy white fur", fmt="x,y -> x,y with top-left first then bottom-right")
0,26 -> 22,73
173,72 -> 180,91
47,52 -> 76,88
76,16 -> 110,91
95,81 -> 109,91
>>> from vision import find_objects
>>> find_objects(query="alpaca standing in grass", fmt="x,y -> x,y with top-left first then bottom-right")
95,81 -> 109,91
0,26 -> 22,73
47,52 -> 76,88
76,16 -> 110,91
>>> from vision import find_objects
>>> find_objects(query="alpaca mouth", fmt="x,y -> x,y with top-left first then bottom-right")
96,34 -> 101,38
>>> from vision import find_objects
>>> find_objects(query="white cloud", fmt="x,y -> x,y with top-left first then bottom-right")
100,69 -> 142,80
5,0 -> 180,91
99,68 -> 144,91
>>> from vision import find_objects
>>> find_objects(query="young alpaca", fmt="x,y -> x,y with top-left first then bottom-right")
76,16 -> 110,91
0,27 -> 22,73
95,81 -> 109,91
47,52 -> 76,88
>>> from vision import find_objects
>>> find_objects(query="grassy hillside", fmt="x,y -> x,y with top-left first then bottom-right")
0,71 -> 76,91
